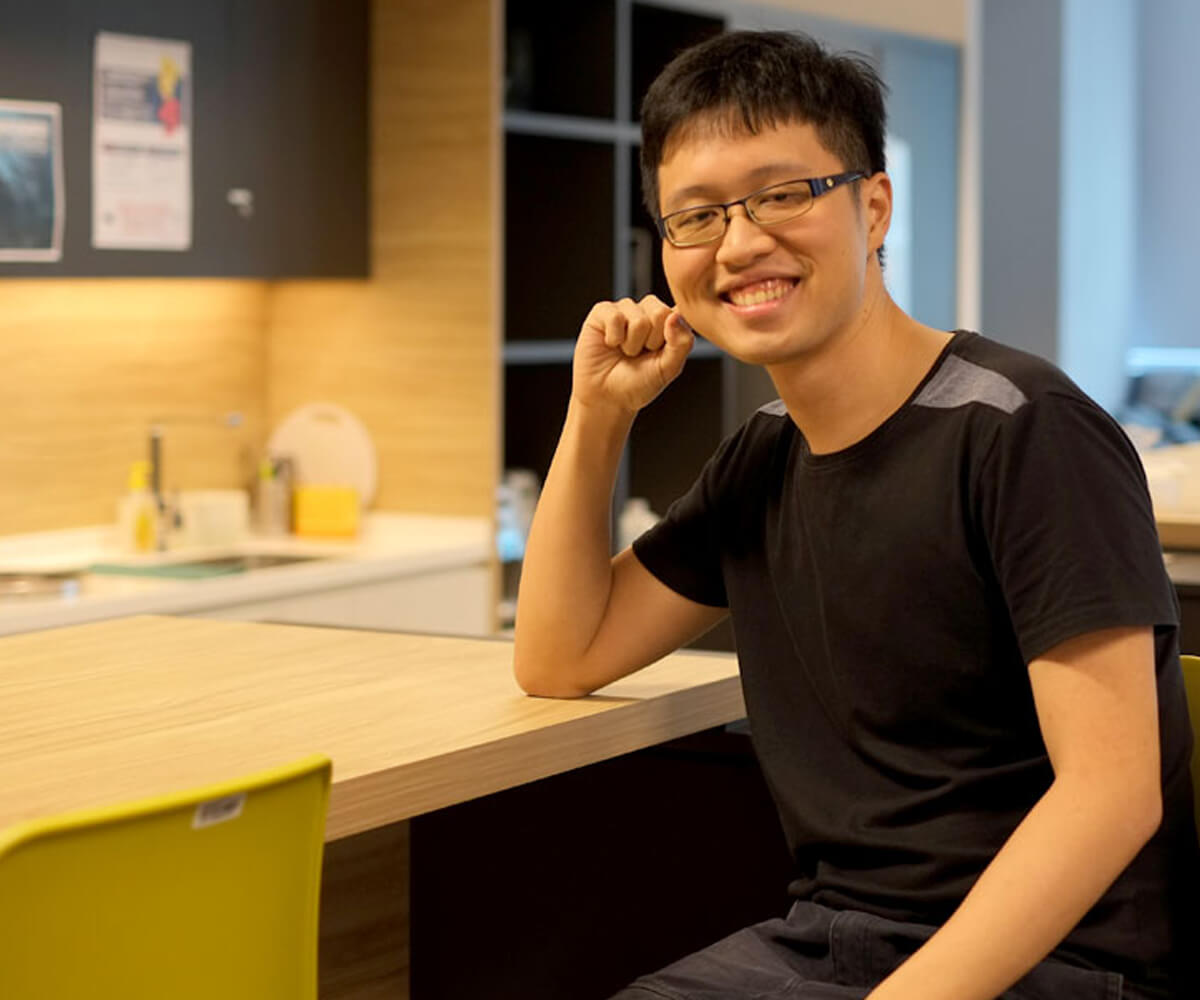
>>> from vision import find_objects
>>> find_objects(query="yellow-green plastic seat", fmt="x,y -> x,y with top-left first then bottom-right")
0,754 -> 331,1000
1180,655 -> 1200,835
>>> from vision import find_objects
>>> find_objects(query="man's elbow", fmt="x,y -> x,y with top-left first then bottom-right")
512,652 -> 595,699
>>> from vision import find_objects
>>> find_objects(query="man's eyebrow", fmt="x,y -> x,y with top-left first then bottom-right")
661,162 -> 815,213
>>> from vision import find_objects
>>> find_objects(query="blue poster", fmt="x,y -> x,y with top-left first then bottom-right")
0,100 -> 63,261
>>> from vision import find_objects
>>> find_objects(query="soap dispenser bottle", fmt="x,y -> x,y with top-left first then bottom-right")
117,459 -> 158,553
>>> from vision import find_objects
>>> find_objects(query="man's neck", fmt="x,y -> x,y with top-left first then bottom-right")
767,282 -> 953,455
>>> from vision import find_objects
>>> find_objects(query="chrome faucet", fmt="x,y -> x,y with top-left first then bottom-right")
147,412 -> 244,551
148,423 -> 167,550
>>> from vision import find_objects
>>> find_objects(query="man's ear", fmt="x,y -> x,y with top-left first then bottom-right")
863,172 -> 893,257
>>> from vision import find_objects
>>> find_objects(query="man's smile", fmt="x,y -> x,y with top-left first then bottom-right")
719,276 -> 801,313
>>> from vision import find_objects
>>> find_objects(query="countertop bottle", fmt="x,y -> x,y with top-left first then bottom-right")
117,460 -> 158,553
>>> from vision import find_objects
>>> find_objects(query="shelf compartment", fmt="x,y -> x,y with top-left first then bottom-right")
505,133 -> 616,341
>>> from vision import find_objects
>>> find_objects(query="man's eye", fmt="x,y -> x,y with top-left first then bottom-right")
758,189 -> 807,207
676,208 -> 719,231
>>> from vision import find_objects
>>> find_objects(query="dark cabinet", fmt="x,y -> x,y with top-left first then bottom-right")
0,0 -> 367,277
224,0 -> 368,277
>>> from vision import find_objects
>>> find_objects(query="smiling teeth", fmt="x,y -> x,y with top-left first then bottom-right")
728,279 -> 795,306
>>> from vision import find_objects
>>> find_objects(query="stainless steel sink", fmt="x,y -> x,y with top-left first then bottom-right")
87,553 -> 326,580
170,554 -> 322,572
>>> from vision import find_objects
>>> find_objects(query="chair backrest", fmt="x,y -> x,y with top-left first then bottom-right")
0,754 -> 331,1000
1180,655 -> 1200,836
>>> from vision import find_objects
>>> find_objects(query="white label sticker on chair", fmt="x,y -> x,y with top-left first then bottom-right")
192,793 -> 247,830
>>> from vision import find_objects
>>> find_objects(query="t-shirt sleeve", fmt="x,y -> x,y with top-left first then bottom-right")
631,426 -> 746,609
978,391 -> 1178,663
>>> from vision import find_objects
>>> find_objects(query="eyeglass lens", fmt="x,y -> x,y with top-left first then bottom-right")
665,180 -> 815,245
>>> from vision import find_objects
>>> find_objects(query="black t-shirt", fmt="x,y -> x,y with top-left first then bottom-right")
633,331 -> 1197,992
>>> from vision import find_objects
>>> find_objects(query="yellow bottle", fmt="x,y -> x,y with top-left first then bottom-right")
117,460 -> 158,553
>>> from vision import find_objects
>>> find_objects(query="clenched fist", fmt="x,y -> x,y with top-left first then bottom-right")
573,295 -> 695,415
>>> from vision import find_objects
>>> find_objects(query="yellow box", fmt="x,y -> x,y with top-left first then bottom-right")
292,485 -> 360,537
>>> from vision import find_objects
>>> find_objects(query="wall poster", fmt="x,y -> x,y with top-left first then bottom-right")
92,31 -> 192,251
0,100 -> 64,262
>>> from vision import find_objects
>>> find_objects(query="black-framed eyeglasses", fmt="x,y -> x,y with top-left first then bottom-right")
656,171 -> 867,248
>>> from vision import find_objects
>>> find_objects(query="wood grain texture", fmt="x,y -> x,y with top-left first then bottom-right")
0,612 -> 740,1000
319,821 -> 410,1000
0,615 -> 743,840
266,0 -> 500,518
0,280 -> 269,533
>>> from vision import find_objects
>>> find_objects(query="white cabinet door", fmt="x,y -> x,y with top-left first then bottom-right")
192,565 -> 493,636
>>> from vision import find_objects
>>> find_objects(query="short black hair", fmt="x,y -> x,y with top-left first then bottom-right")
639,30 -> 888,221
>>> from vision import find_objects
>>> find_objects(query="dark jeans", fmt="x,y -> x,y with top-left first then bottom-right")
609,901 -> 1128,1000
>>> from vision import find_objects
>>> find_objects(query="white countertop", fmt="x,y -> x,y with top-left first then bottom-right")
0,513 -> 491,636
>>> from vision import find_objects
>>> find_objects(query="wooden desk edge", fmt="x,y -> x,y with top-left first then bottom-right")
325,673 -> 746,839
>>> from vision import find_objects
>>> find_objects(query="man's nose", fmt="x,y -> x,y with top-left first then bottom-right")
715,205 -> 775,266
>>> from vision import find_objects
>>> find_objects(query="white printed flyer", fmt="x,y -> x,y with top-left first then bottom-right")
92,32 -> 192,250
0,100 -> 64,262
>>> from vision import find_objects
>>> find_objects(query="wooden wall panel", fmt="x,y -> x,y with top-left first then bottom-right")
0,280 -> 269,534
266,0 -> 499,519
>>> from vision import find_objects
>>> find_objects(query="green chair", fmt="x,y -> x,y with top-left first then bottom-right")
1180,655 -> 1200,835
0,754 -> 331,1000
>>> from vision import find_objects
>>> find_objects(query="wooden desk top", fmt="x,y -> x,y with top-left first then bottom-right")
0,616 -> 743,840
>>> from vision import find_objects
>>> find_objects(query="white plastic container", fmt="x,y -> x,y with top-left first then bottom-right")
174,490 -> 250,548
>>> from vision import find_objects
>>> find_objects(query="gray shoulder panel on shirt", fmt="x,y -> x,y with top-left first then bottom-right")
757,399 -> 789,418
914,353 -> 1028,415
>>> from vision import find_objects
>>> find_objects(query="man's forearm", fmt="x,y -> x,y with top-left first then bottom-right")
513,397 -> 634,696
867,775 -> 1160,1000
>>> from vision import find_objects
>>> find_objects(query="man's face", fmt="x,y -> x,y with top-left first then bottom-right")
657,118 -> 888,369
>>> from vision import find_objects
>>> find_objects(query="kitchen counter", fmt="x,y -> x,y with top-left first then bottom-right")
0,513 -> 490,637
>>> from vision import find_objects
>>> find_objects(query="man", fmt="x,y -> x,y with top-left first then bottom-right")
513,30 -> 1196,1000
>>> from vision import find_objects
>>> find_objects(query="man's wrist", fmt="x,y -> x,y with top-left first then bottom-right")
567,394 -> 638,436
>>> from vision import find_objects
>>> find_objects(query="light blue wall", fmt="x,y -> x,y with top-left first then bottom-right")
980,0 -> 1200,406
1135,0 -> 1200,352
882,37 -> 960,331
1059,0 -> 1137,412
